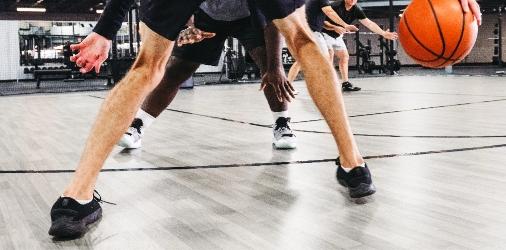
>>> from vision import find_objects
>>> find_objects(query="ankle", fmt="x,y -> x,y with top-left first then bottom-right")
63,188 -> 93,201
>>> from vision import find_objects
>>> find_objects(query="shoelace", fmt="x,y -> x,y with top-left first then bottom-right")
274,117 -> 291,131
93,190 -> 117,205
130,118 -> 144,134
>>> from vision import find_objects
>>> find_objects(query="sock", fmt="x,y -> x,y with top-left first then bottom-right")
62,195 -> 92,205
272,111 -> 289,121
136,109 -> 155,129
342,162 -> 366,173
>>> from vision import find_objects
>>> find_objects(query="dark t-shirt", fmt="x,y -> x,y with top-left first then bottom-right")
322,0 -> 366,38
305,0 -> 331,32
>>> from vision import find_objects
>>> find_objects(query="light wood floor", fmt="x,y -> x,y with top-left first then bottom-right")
1,75 -> 506,249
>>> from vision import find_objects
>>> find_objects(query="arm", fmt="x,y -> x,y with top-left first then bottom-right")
70,0 -> 135,73
93,0 -> 136,40
260,22 -> 295,101
323,20 -> 346,35
359,18 -> 398,40
322,6 -> 358,32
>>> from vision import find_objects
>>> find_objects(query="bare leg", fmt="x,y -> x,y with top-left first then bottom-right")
248,46 -> 288,112
63,23 -> 174,200
335,49 -> 350,82
141,57 -> 200,117
272,7 -> 363,168
287,61 -> 301,83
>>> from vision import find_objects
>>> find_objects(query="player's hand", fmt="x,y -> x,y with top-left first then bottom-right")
382,29 -> 398,40
177,26 -> 216,46
334,26 -> 347,35
70,32 -> 111,74
460,0 -> 482,26
344,24 -> 358,32
260,69 -> 295,102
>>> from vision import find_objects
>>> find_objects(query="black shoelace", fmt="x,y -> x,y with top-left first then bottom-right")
131,118 -> 144,134
93,190 -> 117,205
274,117 -> 291,131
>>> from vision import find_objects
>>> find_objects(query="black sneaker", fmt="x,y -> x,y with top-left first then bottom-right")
342,81 -> 361,92
335,158 -> 376,198
48,191 -> 114,238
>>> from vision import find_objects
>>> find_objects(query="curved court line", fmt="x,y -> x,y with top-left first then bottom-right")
293,129 -> 506,138
1,143 -> 505,174
292,97 -> 506,124
88,94 -> 506,138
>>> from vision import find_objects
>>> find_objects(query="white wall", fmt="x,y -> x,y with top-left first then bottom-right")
0,21 -> 20,80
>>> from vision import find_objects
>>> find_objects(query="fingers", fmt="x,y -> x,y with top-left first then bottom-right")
460,0 -> 470,13
469,0 -> 482,25
80,62 -> 94,74
69,43 -> 82,51
201,31 -> 216,39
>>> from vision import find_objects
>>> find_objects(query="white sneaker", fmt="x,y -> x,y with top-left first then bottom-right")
117,118 -> 143,149
273,117 -> 297,149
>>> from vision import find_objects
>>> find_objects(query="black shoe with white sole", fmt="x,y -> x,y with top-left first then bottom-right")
335,158 -> 376,198
48,191 -> 114,238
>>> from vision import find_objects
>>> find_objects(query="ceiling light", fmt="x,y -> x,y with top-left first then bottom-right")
96,9 -> 104,14
16,7 -> 46,12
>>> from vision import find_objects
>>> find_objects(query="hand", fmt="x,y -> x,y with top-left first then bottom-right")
344,24 -> 358,32
177,26 -> 216,47
260,69 -> 295,102
70,32 -> 111,74
460,0 -> 481,26
382,29 -> 398,40
334,26 -> 347,35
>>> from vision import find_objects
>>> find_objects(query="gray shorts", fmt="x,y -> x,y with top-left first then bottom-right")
322,32 -> 347,51
312,31 -> 330,57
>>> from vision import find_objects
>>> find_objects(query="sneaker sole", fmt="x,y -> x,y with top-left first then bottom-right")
337,178 -> 376,198
48,207 -> 102,238
117,138 -> 142,149
273,142 -> 297,149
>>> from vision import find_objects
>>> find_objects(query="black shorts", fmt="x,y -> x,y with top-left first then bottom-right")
172,9 -> 265,66
139,0 -> 205,40
249,0 -> 305,25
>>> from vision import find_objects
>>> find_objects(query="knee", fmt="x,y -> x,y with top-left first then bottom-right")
340,52 -> 350,62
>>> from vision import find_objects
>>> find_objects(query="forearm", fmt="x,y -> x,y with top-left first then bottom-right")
93,0 -> 136,40
264,22 -> 283,72
361,19 -> 385,36
322,7 -> 348,27
323,21 -> 339,31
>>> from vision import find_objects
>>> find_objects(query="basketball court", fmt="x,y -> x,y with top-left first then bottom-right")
1,74 -> 506,248
1,0 -> 506,248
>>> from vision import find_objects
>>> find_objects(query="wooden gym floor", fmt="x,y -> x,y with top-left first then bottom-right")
1,75 -> 506,249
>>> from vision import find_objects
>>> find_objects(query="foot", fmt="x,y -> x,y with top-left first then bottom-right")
273,117 -> 297,149
48,192 -> 108,238
335,158 -> 376,198
117,118 -> 143,149
342,81 -> 361,92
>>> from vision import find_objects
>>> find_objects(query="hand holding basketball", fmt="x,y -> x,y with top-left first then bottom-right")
398,0 -> 479,68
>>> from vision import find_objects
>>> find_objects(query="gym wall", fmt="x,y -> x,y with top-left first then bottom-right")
0,20 -> 21,80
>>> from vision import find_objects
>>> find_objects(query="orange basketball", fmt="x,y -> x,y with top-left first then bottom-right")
398,0 -> 478,68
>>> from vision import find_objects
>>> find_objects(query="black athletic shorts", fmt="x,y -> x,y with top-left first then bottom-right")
139,0 -> 205,40
172,9 -> 265,66
249,0 -> 305,26
140,0 -> 305,41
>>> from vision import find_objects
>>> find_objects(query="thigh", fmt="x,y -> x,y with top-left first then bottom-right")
233,18 -> 266,52
139,0 -> 205,41
333,36 -> 348,51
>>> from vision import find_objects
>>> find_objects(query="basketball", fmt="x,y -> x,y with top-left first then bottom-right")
398,0 -> 479,68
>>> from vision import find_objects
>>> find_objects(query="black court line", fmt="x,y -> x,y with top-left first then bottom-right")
291,98 -> 506,124
88,94 -> 506,138
292,129 -> 506,138
1,143 -> 505,174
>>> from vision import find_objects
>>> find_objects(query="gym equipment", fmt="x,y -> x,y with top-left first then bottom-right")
398,0 -> 478,68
